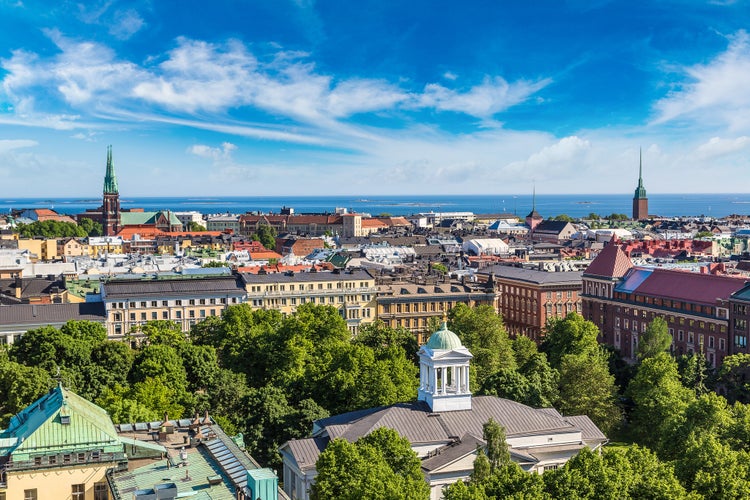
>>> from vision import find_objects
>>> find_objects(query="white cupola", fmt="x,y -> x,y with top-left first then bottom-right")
417,321 -> 473,412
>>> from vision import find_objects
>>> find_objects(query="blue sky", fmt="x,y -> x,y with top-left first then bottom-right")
2,0 -> 750,197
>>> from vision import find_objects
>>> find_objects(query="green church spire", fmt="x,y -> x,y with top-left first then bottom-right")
103,145 -> 119,194
634,148 -> 647,199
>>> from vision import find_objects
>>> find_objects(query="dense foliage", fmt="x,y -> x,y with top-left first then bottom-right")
15,219 -> 102,238
3,306 -> 750,498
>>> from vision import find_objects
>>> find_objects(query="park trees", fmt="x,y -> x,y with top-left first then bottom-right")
637,317 -> 672,360
311,427 -> 429,500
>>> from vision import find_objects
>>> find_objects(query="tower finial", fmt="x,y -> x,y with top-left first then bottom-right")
639,147 -> 643,182
532,181 -> 536,211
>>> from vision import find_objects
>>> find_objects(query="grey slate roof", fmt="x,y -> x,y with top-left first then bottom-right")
313,396 -> 600,446
0,302 -> 105,328
101,276 -> 245,299
421,433 -> 484,472
482,265 -> 582,286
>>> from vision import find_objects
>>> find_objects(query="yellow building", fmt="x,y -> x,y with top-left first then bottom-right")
0,385 -> 132,500
242,269 -> 377,334
376,281 -> 497,343
16,239 -> 59,261
100,274 -> 247,339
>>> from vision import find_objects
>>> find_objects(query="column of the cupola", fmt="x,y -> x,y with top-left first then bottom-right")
455,365 -> 461,394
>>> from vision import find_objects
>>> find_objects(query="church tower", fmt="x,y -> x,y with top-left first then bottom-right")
632,149 -> 648,221
525,184 -> 543,232
102,145 -> 120,236
418,321 -> 473,412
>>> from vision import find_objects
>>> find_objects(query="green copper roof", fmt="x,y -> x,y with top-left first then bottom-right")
425,321 -> 464,350
103,145 -> 119,194
634,149 -> 647,199
120,210 -> 182,226
0,385 -> 122,460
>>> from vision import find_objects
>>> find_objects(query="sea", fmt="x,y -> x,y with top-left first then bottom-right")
2,194 -> 750,219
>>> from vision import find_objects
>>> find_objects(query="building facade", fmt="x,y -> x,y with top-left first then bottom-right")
581,242 -> 743,366
242,269 -> 377,334
481,265 -> 583,342
100,274 -> 247,339
376,282 -> 497,343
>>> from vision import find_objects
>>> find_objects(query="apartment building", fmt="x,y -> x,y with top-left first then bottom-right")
242,269 -> 377,334
376,281 -> 497,343
479,265 -> 583,342
100,274 -> 246,339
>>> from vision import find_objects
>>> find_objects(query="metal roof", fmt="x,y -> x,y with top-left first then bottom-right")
101,275 -> 245,299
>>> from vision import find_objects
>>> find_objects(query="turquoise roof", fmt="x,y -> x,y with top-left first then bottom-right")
425,321 -> 464,350
0,385 -> 122,460
120,210 -> 182,227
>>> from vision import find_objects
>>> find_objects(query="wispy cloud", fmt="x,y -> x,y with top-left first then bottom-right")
653,30 -> 750,131
695,136 -> 750,159
0,138 -> 37,153
1,33 -> 549,138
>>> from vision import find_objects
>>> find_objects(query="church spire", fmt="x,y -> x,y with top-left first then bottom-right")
103,145 -> 119,194
634,148 -> 646,199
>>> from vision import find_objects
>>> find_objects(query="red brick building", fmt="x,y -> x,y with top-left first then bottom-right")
582,242 -> 745,367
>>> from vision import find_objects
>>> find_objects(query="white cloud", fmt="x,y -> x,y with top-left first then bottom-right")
418,76 -> 552,118
504,136 -> 591,178
109,9 -> 145,40
443,71 -> 458,81
653,30 -> 750,131
695,136 -> 750,159
188,142 -> 237,161
0,139 -> 37,153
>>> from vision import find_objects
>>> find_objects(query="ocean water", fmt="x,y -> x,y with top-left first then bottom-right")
1,194 -> 750,219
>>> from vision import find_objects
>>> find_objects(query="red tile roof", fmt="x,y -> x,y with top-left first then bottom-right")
635,268 -> 745,305
584,242 -> 633,279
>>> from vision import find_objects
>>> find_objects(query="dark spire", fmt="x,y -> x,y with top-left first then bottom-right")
103,145 -> 119,194
634,148 -> 647,199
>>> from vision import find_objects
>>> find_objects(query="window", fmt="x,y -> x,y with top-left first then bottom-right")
189,299 -> 196,305
709,336 -> 715,348
140,301 -> 146,308
94,482 -> 109,500
77,452 -> 86,462
189,310 -> 195,318
162,311 -> 168,319
130,313 -> 136,321
48,455 -> 57,465
63,454 -> 71,464
34,456 -> 42,466
151,301 -> 157,307
24,490 -> 37,500
175,311 -> 181,319
720,338 -> 726,351
176,299 -> 182,306
72,484 -> 85,500
151,312 -> 157,320
140,312 -> 146,321
162,300 -> 168,306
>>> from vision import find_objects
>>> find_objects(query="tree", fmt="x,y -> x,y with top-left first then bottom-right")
431,262 -> 448,274
252,223 -> 277,250
188,221 -> 207,231
202,261 -> 226,268
660,392 -> 734,461
717,354 -> 750,403
449,304 -> 515,388
354,320 -> 419,363
637,317 -> 672,360
553,214 -> 573,222
626,352 -> 695,449
16,220 -> 87,238
542,313 -> 600,369
78,217 -> 103,236
483,418 -> 510,470
311,427 -> 429,500
557,350 -> 621,434
675,433 -> 750,498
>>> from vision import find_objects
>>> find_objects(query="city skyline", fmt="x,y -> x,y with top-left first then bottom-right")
2,1 -> 750,196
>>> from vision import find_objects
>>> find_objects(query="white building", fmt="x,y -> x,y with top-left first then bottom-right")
206,214 -> 240,233
462,238 -> 510,256
174,211 -> 205,228
279,323 -> 607,500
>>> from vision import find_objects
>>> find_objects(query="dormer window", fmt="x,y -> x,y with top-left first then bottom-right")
60,415 -> 70,425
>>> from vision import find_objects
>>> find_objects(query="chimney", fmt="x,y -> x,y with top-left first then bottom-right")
15,277 -> 22,299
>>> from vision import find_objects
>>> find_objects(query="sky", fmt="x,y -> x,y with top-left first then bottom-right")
2,0 -> 750,197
